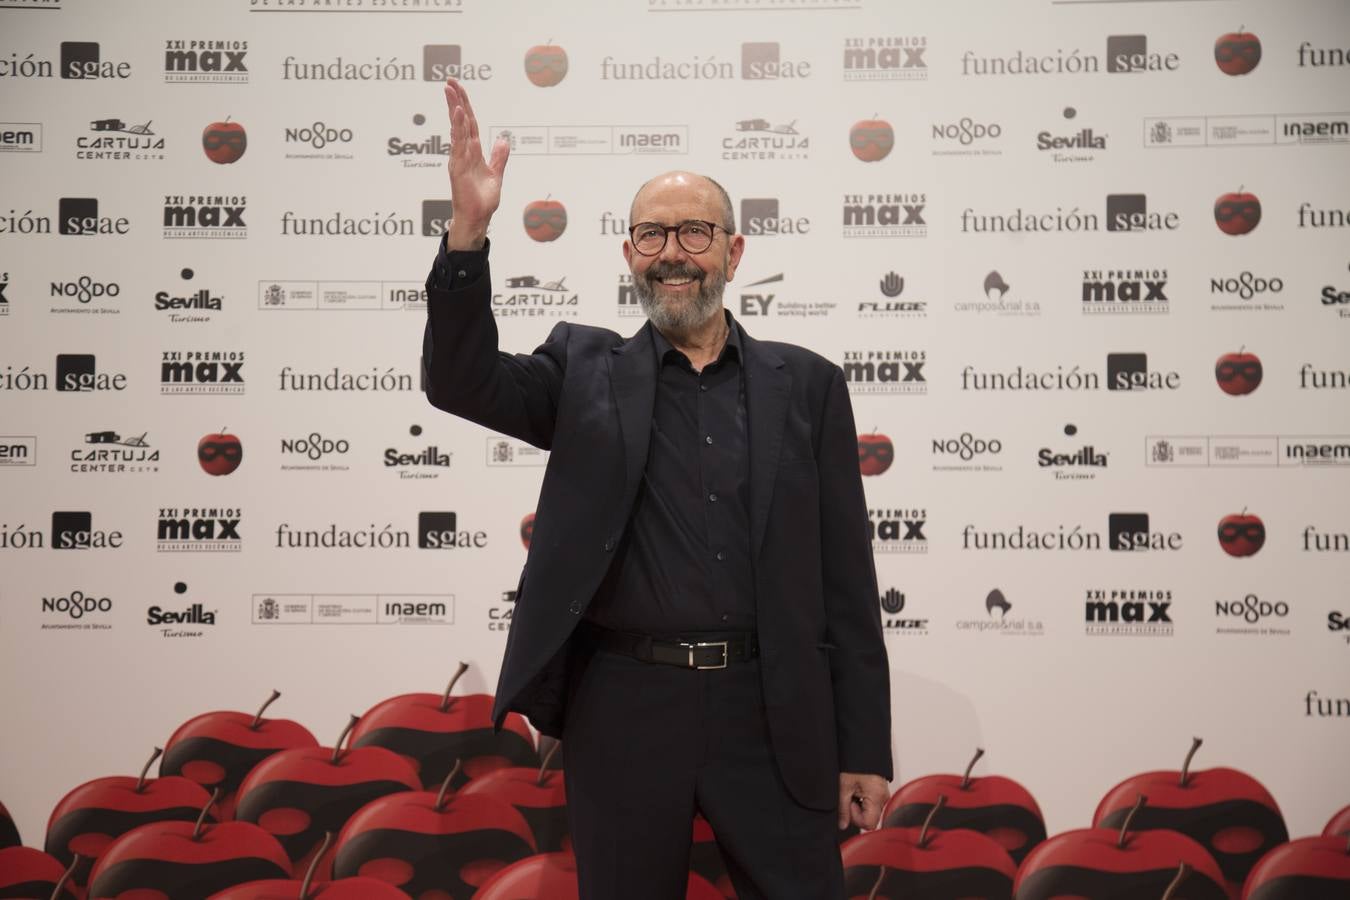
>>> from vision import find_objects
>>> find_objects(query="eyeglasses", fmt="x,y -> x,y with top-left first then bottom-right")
629,220 -> 730,256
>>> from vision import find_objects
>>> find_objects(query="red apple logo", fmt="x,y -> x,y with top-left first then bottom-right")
45,746 -> 217,894
523,198 -> 567,242
1219,510 -> 1266,557
843,796 -> 1018,899
159,689 -> 319,820
520,513 -> 535,550
199,427 -> 244,476
0,846 -> 79,898
858,432 -> 894,477
1093,738 -> 1289,897
203,117 -> 247,164
1216,349 -> 1262,395
881,748 -> 1047,865
524,42 -> 568,87
331,761 -> 537,897
457,743 -> 569,853
1215,188 -> 1261,235
1018,796 -> 1228,900
1215,28 -> 1261,76
88,790 -> 292,899
1242,833 -> 1350,899
849,116 -> 894,162
348,663 -> 538,792
474,851 -> 726,900
210,831 -> 412,900
234,717 -> 422,880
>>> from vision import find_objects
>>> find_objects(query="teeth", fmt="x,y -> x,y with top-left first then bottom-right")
660,277 -> 693,285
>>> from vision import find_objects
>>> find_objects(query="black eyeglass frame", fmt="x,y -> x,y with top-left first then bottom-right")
627,219 -> 733,256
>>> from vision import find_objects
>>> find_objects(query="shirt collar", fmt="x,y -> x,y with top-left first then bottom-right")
652,308 -> 742,367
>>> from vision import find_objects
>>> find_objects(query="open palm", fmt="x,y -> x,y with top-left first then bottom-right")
444,78 -> 509,248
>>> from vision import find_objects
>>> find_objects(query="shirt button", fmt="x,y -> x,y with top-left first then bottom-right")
568,601 -> 582,614
721,614 -> 730,623
603,539 -> 614,552
699,384 -> 708,392
705,435 -> 713,445
708,492 -> 718,503
715,550 -> 726,561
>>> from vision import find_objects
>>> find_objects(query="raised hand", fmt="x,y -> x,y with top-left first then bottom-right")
444,78 -> 509,250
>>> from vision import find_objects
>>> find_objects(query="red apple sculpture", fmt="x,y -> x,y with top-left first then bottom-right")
45,746 -> 215,894
203,118 -> 247,164
524,42 -> 568,87
880,748 -> 1046,865
1018,796 -> 1229,899
1215,188 -> 1261,236
1241,833 -> 1350,899
160,690 -> 318,820
842,796 -> 1017,899
1094,739 -> 1289,897
0,847 -> 78,898
857,432 -> 894,477
523,198 -> 567,242
519,513 -> 535,551
87,789 -> 292,899
331,761 -> 536,899
1218,510 -> 1266,558
473,851 -> 725,900
1325,805 -> 1350,838
849,116 -> 894,162
205,832 -> 411,900
198,428 -> 244,476
234,717 -> 421,881
689,814 -> 734,899
349,663 -> 537,791
457,742 -> 568,853
1215,28 -> 1261,76
1215,349 -> 1262,396
0,800 -> 20,849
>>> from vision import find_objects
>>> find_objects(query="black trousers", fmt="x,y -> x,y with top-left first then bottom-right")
562,641 -> 845,900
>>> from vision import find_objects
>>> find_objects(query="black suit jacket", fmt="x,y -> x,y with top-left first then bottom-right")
422,261 -> 892,810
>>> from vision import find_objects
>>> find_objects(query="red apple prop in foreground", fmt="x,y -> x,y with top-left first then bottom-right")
524,43 -> 568,87
161,690 -> 318,819
1218,510 -> 1266,558
46,746 -> 215,894
0,846 -> 78,898
235,717 -> 421,881
88,790 -> 292,899
458,743 -> 569,852
523,199 -> 567,242
207,832 -> 410,900
849,117 -> 894,162
688,815 -> 734,899
857,432 -> 894,477
880,748 -> 1046,865
332,762 -> 536,899
0,800 -> 20,849
349,663 -> 537,791
1242,833 -> 1350,899
1017,796 -> 1229,899
1215,189 -> 1261,235
474,851 -> 726,900
1325,805 -> 1350,838
1094,739 -> 1289,897
1215,350 -> 1262,396
1215,28 -> 1261,76
198,429 -> 244,476
843,797 -> 1017,899
203,118 -> 247,164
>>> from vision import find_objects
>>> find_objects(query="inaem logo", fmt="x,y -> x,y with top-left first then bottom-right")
1218,510 -> 1265,557
1215,28 -> 1261,75
198,428 -> 242,476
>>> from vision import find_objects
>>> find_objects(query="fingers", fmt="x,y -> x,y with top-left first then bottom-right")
837,783 -> 853,830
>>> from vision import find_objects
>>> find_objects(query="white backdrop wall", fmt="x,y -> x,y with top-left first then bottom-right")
1,0 -> 1348,873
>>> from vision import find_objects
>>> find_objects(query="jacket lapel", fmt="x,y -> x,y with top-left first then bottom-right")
740,324 -> 791,561
609,322 -> 657,502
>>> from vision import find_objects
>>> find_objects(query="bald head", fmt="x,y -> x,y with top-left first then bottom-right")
629,171 -> 736,234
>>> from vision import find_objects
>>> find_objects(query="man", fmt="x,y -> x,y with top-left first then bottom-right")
422,78 -> 892,900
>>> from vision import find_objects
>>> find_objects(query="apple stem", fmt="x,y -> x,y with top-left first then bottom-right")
136,746 -> 164,793
866,865 -> 886,900
1118,794 -> 1146,849
440,661 -> 470,713
1162,862 -> 1191,900
434,759 -> 463,812
918,794 -> 946,850
331,714 -> 359,765
50,853 -> 80,900
538,740 -> 561,786
1180,736 -> 1203,787
251,689 -> 281,730
192,788 -> 221,841
299,831 -> 333,899
960,747 -> 985,790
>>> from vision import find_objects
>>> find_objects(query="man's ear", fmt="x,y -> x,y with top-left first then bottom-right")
622,239 -> 633,267
725,233 -> 746,282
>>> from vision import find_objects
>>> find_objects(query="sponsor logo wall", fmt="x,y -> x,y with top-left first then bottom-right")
1,0 -> 1347,894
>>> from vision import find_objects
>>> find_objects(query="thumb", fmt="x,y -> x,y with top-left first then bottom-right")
489,136 -> 510,178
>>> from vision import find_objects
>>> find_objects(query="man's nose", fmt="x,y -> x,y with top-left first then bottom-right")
657,232 -> 689,264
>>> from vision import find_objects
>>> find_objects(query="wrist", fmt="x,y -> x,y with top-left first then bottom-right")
446,218 -> 489,251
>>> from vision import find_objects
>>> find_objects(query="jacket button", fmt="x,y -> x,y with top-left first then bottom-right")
603,538 -> 614,552
568,601 -> 582,615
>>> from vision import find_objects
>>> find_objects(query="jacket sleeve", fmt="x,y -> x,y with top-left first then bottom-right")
421,251 -> 568,449
817,365 -> 894,780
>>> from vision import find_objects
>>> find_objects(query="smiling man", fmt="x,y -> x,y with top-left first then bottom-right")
421,78 -> 892,900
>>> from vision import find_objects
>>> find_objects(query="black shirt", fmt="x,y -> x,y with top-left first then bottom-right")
428,236 -> 756,636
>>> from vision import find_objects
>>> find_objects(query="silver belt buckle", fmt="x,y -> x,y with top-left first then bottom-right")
686,640 -> 728,670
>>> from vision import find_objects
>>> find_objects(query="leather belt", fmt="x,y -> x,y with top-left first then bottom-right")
580,624 -> 758,670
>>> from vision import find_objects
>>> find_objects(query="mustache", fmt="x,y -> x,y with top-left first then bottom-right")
645,262 -> 703,283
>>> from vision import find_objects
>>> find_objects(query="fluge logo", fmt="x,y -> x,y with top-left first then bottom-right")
1215,27 -> 1261,76
524,41 -> 567,87
1219,509 -> 1265,557
1215,187 -> 1261,235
